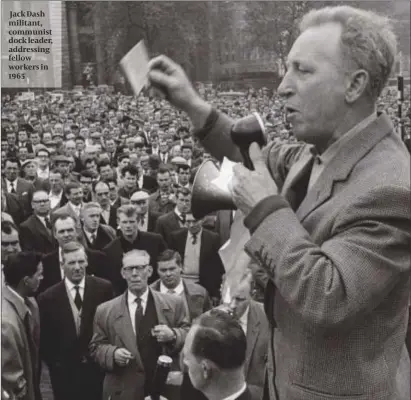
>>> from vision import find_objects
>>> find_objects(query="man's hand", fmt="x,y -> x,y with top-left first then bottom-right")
148,56 -> 211,129
230,142 -> 279,215
114,348 -> 134,367
151,325 -> 176,343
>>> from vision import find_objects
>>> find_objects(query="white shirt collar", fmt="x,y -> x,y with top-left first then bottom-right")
6,285 -> 26,305
84,228 -> 98,242
65,277 -> 85,291
160,279 -> 184,295
7,178 -> 18,187
222,383 -> 247,400
174,207 -> 183,219
127,287 -> 149,307
239,306 -> 250,334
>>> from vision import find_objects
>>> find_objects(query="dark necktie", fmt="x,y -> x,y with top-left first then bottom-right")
138,215 -> 145,226
44,216 -> 52,230
74,286 -> 82,310
191,232 -> 198,245
9,182 -> 16,194
90,232 -> 96,244
23,299 -> 37,385
134,297 -> 143,337
180,214 -> 186,226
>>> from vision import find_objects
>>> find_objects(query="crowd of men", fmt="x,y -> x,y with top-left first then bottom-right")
1,7 -> 411,398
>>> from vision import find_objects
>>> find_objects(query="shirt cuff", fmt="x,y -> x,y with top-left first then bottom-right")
244,195 -> 290,234
194,108 -> 219,141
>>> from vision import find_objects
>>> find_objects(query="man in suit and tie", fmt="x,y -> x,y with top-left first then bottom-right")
149,6 -> 410,399
52,181 -> 84,233
93,180 -> 118,229
104,205 -> 167,295
182,309 -> 251,400
130,190 -> 158,233
38,241 -> 113,400
80,202 -> 116,250
3,157 -> 35,216
40,215 -> 111,293
20,190 -> 57,255
118,164 -> 139,199
48,170 -> 68,211
89,249 -> 190,400
136,163 -> 158,194
169,213 -> 224,303
155,187 -> 191,246
2,252 -> 44,400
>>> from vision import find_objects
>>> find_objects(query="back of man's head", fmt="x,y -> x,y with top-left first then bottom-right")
191,309 -> 246,370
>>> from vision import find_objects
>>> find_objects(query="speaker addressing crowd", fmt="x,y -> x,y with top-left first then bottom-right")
148,5 -> 411,400
1,4 -> 410,400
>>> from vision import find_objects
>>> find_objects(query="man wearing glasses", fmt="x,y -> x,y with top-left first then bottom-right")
20,190 -> 57,255
90,249 -> 189,400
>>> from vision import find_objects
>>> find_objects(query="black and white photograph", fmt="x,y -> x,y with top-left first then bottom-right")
1,1 -> 410,400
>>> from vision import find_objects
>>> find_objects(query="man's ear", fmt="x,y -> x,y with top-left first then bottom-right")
345,69 -> 369,104
201,359 -> 213,380
147,265 -> 153,278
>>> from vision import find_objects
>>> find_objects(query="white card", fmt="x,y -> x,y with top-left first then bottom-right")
120,40 -> 149,96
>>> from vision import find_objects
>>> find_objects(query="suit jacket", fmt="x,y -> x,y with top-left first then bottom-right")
19,214 -> 58,255
103,233 -> 167,295
89,289 -> 190,400
99,205 -> 118,230
169,228 -> 224,299
150,278 -> 212,322
3,192 -> 25,225
38,276 -> 113,400
155,210 -> 183,246
32,177 -> 50,192
148,191 -> 176,215
2,287 -> 41,400
82,224 -> 116,251
39,248 -> 112,294
50,192 -> 68,211
244,301 -> 270,400
200,111 -> 411,400
140,175 -> 158,193
3,177 -> 35,216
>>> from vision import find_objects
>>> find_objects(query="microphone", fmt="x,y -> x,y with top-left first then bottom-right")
149,355 -> 173,400
230,113 -> 267,170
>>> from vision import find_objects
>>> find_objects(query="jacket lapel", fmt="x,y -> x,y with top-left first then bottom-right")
55,282 -> 79,340
113,293 -> 138,355
33,216 -> 53,242
79,277 -> 94,336
151,289 -> 173,326
244,303 -> 260,375
296,113 -> 393,222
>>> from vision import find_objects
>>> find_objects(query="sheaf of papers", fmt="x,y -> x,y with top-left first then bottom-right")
211,157 -> 238,195
120,40 -> 149,97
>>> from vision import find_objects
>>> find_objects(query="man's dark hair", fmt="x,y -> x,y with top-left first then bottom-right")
191,309 -> 246,369
121,164 -> 138,177
177,126 -> 189,135
104,177 -> 117,186
176,187 -> 191,198
157,249 -> 182,266
5,157 -> 20,168
156,166 -> 171,176
80,169 -> 94,179
64,181 -> 82,196
97,159 -> 111,171
75,136 -> 85,142
84,157 -> 96,166
1,220 -> 19,235
3,252 -> 43,287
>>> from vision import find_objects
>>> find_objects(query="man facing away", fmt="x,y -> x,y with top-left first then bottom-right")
2,252 -> 44,400
182,309 -> 251,400
89,249 -> 190,400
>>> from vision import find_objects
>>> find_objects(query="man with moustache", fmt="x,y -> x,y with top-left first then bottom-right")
89,249 -> 189,400
148,6 -> 410,399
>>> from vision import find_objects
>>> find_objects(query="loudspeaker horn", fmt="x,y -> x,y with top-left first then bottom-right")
191,160 -> 236,219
